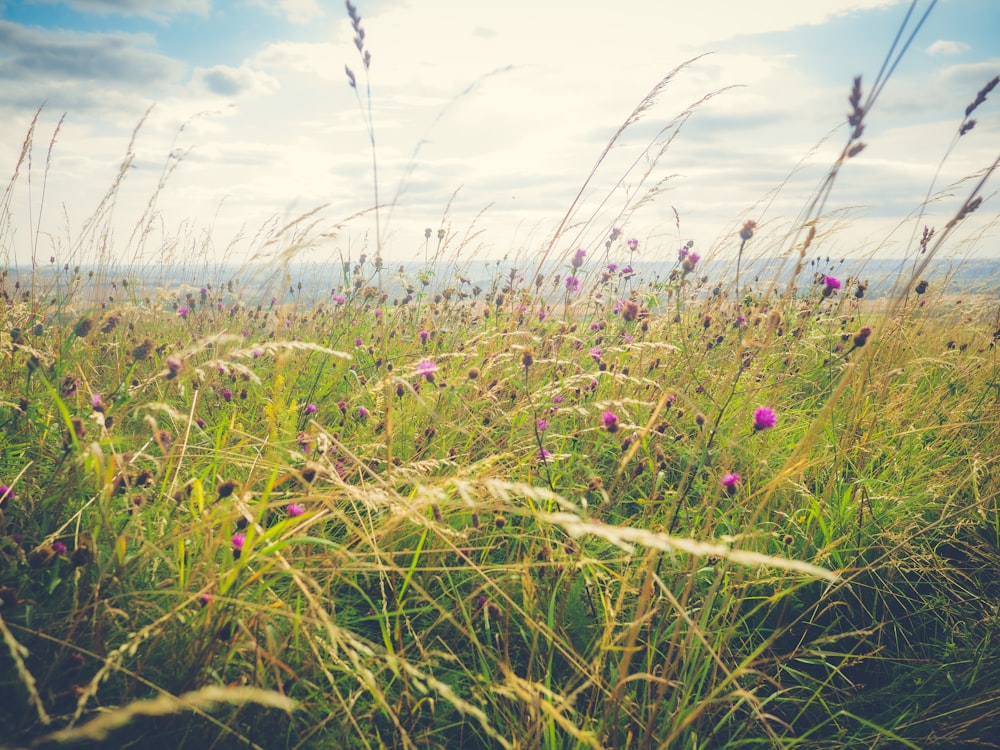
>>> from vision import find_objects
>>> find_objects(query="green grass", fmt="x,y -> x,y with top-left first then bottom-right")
1,7 -> 999,749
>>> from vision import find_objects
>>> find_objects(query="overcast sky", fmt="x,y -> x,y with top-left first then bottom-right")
1,0 -> 997,271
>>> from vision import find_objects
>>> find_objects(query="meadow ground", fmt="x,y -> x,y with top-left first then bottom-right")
2,8 -> 1000,748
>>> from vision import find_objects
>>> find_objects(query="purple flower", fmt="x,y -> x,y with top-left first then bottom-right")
610,227 -> 622,242
231,533 -> 246,551
682,252 -> 701,272
538,310 -> 547,321
221,389 -> 233,402
571,248 -> 587,268
721,472 -> 741,495
822,275 -> 841,297
304,403 -> 317,414
622,266 -> 634,276
331,294 -> 346,304
355,337 -> 364,347
602,410 -> 619,433
753,406 -> 777,431
357,406 -> 370,419
537,448 -> 552,461
589,346 -> 602,361
565,275 -> 580,292
177,306 -> 190,319
607,263 -> 619,273
52,541 -> 67,554
0,485 -> 15,507
286,503 -> 305,517
196,417 -> 206,429
536,419 -> 550,432
552,395 -> 564,405
419,329 -> 430,344
627,238 -> 639,252
416,359 -> 438,380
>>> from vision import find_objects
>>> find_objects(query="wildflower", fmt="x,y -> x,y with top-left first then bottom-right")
286,503 -> 305,517
536,419 -> 550,432
521,349 -> 535,368
221,389 -> 233,402
90,393 -> 106,413
337,400 -> 347,412
231,533 -> 246,559
627,238 -> 639,252
304,403 -> 318,414
681,252 -> 701,273
416,359 -> 438,381
571,248 -> 586,268
739,220 -> 757,241
915,279 -> 929,295
419,329 -> 430,344
721,472 -> 741,495
331,294 -> 346,304
622,265 -> 634,276
0,485 -> 14,508
196,417 -> 206,429
357,406 -> 370,419
602,410 -> 619,433
753,406 -> 777,431
565,275 -> 580,292
52,541 -> 67,554
355,337 -> 363,347
589,346 -> 602,362
821,276 -> 841,297
165,356 -> 183,378
853,326 -> 873,348
537,448 -> 552,461
538,310 -> 547,321
607,263 -> 618,272
177,306 -> 190,319
610,227 -> 622,242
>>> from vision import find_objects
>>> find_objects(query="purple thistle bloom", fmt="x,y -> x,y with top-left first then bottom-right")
286,503 -> 305,517
537,447 -> 552,461
536,418 -> 550,432
590,346 -> 603,361
602,410 -> 619,433
231,533 -> 246,551
177,306 -> 190,318
221,389 -> 233,402
565,275 -> 580,292
416,359 -> 438,379
419,329 -> 430,343
52,541 -> 67,554
627,238 -> 639,251
331,294 -> 346,304
571,248 -> 587,268
0,485 -> 14,507
357,406 -> 370,419
607,263 -> 619,273
753,406 -> 777,431
823,275 -> 841,290
721,472 -> 741,495
610,227 -> 622,242
304,403 -> 317,414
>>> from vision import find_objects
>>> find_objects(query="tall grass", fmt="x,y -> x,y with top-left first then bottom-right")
1,3 -> 999,748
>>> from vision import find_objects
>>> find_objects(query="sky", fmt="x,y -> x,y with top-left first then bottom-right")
1,0 -> 998,271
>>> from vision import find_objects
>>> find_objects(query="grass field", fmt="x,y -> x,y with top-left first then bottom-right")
2,6 -> 1000,749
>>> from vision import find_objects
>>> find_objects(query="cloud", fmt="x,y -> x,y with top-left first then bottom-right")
927,40 -> 971,56
26,0 -> 209,21
192,64 -> 280,97
0,21 -> 181,85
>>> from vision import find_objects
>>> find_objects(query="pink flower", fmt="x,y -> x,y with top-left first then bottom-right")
602,410 -> 619,433
753,406 -> 777,431
721,472 -> 741,495
416,359 -> 438,380
286,503 -> 305,517
571,248 -> 586,268
231,533 -> 246,550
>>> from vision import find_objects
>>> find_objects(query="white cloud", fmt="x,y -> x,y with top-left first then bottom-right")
192,64 -> 280,98
27,0 -> 210,21
927,40 -> 972,56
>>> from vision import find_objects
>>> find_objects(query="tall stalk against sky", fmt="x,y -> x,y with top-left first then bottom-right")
344,0 -> 381,265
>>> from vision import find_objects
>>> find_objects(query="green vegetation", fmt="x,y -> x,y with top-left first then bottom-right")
1,5 -> 999,749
